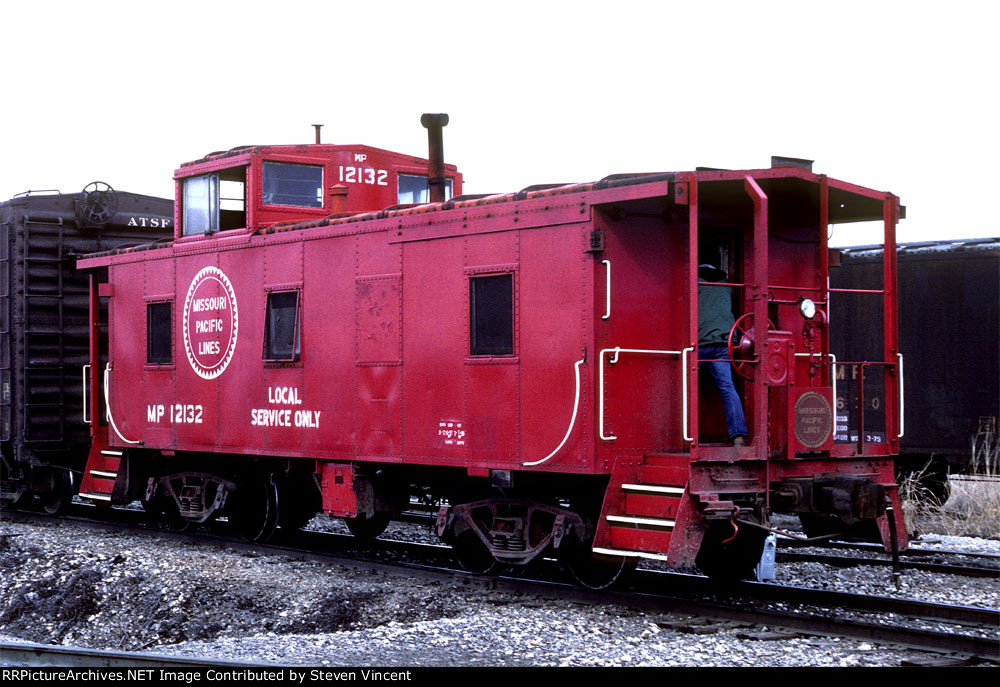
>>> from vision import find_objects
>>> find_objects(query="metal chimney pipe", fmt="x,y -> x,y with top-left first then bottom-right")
420,113 -> 449,203
328,184 -> 348,214
312,124 -> 324,144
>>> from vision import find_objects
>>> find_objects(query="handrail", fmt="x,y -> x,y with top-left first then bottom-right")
599,347 -> 682,441
897,353 -> 904,438
828,287 -> 885,295
523,357 -> 585,466
681,347 -> 694,442
82,364 -> 91,425
602,260 -> 611,320
827,355 -> 904,446
104,363 -> 142,445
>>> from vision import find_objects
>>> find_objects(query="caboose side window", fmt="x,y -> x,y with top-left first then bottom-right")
264,291 -> 300,361
147,302 -> 172,364
398,174 -> 453,204
182,175 -> 216,235
182,168 -> 246,234
262,163 -> 323,208
470,274 -> 514,356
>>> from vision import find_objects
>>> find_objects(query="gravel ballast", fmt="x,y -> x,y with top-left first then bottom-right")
0,515 -> 996,667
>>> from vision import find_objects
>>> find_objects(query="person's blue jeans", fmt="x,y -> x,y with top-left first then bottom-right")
698,343 -> 749,441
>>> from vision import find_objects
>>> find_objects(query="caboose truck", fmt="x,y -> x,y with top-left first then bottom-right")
77,117 -> 907,585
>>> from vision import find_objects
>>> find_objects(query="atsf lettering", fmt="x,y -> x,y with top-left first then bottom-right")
127,216 -> 172,228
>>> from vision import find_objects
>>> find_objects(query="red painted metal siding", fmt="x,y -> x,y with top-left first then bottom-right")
402,237 -> 467,465
595,212 -> 688,459
85,167 -> 902,486
518,225 -> 591,469
303,237 -> 357,459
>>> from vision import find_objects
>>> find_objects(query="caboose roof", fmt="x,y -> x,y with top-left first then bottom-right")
79,164 -> 900,267
175,143 -> 459,178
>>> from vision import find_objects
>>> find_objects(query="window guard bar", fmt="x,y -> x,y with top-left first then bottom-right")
600,347 -> 682,441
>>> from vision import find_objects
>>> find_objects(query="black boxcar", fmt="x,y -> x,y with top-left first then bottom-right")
830,237 -> 999,488
1,183 -> 173,510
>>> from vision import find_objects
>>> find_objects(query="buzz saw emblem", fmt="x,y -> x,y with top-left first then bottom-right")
183,266 -> 239,380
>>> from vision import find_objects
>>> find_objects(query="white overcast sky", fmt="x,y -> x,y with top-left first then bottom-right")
2,1 -> 997,246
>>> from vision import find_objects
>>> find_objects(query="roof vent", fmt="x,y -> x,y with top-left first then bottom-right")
771,156 -> 814,171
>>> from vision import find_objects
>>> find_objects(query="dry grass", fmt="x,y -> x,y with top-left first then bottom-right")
900,432 -> 1000,539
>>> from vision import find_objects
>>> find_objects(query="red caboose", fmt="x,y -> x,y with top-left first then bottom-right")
78,117 -> 906,585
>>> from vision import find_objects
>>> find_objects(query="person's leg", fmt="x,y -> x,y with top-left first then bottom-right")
699,344 -> 749,442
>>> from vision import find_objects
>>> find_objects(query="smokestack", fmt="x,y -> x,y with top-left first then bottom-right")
420,113 -> 449,203
312,124 -> 324,145
328,184 -> 348,214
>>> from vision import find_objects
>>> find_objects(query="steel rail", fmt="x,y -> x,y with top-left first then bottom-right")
776,550 -> 999,578
777,536 -> 1000,560
0,640 -> 272,668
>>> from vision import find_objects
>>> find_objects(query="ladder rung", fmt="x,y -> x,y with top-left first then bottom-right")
101,450 -> 123,456
79,492 -> 111,502
607,515 -> 676,529
592,547 -> 670,562
90,470 -> 117,479
622,484 -> 685,495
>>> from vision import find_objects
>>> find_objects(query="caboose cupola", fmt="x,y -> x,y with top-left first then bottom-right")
173,139 -> 462,239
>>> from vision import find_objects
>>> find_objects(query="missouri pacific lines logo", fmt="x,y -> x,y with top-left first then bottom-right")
182,266 -> 239,380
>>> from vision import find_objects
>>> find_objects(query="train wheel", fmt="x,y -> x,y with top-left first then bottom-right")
345,511 -> 391,540
277,475 -> 321,531
35,467 -> 73,515
695,520 -> 767,582
561,548 -> 636,590
141,489 -> 190,532
453,530 -> 498,575
230,476 -> 279,543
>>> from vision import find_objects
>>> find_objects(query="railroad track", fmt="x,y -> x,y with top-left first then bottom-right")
775,534 -> 999,577
0,641 -> 269,668
3,507 -> 999,663
776,550 -> 999,578
778,536 -> 1000,561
